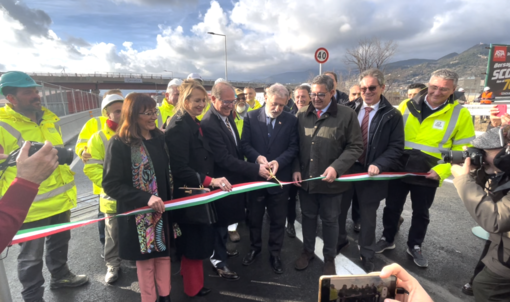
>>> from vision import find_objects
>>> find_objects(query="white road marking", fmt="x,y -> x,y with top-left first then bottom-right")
250,280 -> 300,288
293,221 -> 366,276
70,156 -> 80,170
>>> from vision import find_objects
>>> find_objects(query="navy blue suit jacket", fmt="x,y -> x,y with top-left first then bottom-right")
241,108 -> 299,194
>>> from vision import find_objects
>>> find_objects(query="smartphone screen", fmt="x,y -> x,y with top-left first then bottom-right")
497,104 -> 507,117
319,275 -> 397,302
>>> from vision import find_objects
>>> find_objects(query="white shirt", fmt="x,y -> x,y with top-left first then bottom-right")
424,95 -> 448,110
316,101 -> 332,117
224,117 -> 237,145
357,100 -> 380,142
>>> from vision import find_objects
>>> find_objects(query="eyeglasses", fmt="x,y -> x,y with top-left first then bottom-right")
237,97 -> 246,101
220,99 -> 237,106
360,86 -> 378,93
139,110 -> 159,117
428,85 -> 451,93
310,93 -> 327,99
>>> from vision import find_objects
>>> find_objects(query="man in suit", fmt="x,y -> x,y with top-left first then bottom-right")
339,68 -> 404,272
240,83 -> 299,274
293,75 -> 363,275
201,82 -> 272,281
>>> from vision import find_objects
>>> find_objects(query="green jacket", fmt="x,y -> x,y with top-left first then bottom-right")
293,101 -> 363,194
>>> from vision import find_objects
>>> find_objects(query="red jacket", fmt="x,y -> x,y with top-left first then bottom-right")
0,178 -> 39,250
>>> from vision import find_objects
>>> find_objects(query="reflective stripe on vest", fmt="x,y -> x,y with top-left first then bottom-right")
99,131 -> 109,150
85,159 -> 104,165
95,117 -> 102,130
404,104 -> 467,152
453,136 -> 476,145
34,180 -> 75,202
157,111 -> 163,128
0,121 -> 24,148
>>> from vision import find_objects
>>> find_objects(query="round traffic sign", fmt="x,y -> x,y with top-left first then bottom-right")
315,48 -> 329,64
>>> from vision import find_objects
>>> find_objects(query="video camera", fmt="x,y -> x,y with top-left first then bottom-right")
0,142 -> 74,172
441,147 -> 484,168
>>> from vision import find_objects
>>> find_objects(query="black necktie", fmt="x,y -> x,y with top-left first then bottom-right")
267,118 -> 275,138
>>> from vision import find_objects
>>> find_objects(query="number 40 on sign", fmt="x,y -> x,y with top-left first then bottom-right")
315,47 -> 329,74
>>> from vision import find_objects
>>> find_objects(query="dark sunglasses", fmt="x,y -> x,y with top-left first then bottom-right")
360,85 -> 378,93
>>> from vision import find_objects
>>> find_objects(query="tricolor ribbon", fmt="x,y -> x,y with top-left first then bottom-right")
10,172 -> 428,245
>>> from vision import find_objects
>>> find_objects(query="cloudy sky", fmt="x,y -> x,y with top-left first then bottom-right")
0,0 -> 509,81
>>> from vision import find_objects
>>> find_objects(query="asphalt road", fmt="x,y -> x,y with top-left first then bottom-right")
2,141 -> 483,302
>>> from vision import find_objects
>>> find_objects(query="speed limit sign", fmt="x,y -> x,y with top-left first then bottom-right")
315,48 -> 329,64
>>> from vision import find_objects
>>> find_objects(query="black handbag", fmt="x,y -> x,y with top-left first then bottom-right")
173,173 -> 217,225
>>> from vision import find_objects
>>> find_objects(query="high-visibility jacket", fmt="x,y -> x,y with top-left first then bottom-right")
159,99 -> 175,127
196,102 -> 211,121
75,115 -> 107,194
0,104 -> 77,223
233,112 -> 245,138
399,97 -> 476,184
247,99 -> 262,112
83,123 -> 116,214
480,91 -> 494,104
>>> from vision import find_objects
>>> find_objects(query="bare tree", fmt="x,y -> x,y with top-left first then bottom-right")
344,37 -> 398,74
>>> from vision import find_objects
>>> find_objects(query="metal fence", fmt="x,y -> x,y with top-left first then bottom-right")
37,82 -> 100,117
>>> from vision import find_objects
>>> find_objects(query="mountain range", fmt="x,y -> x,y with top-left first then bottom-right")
258,43 -> 490,87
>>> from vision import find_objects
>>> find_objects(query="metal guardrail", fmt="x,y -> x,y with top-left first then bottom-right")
37,81 -> 100,117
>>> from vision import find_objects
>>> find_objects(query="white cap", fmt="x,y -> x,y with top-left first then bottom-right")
301,83 -> 311,88
484,86 -> 491,91
101,94 -> 124,111
215,78 -> 227,84
167,79 -> 182,87
458,88 -> 465,92
187,73 -> 203,81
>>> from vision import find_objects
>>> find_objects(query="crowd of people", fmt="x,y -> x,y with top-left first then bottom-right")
0,67 -> 509,302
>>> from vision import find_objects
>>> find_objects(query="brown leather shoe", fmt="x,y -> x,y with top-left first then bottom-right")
294,250 -> 314,271
323,256 -> 336,275
228,231 -> 240,242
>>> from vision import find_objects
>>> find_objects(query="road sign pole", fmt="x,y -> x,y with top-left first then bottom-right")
320,63 -> 322,75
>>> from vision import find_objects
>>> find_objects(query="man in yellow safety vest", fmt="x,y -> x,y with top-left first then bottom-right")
75,89 -> 123,257
0,71 -> 88,301
83,94 -> 123,284
375,69 -> 476,268
244,86 -> 262,111
159,78 -> 182,129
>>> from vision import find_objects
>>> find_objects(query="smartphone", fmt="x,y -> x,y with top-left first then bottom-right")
497,104 -> 507,117
319,274 -> 397,302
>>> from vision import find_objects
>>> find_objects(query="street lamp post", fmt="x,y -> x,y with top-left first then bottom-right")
207,32 -> 228,81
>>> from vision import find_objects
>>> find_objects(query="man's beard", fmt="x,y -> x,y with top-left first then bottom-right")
236,104 -> 247,114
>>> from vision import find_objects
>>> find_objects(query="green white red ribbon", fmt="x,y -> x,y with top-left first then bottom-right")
10,172 -> 427,245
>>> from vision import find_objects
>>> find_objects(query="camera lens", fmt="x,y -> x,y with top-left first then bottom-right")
56,148 -> 74,165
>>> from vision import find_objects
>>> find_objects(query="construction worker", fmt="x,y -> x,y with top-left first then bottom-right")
479,86 -> 495,105
83,94 -> 124,284
160,78 -> 182,128
232,88 -> 248,137
0,71 -> 87,302
244,86 -> 262,111
375,69 -> 475,268
75,88 -> 123,256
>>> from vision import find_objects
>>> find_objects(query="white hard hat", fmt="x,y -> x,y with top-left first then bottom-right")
101,94 -> 124,111
301,83 -> 311,88
187,73 -> 203,81
458,88 -> 464,92
215,78 -> 227,84
484,86 -> 491,91
167,79 -> 182,87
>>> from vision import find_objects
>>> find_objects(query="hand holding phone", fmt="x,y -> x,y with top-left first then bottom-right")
319,274 -> 397,302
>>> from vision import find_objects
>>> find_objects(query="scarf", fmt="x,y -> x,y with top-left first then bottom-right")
131,141 -> 168,254
106,119 -> 119,132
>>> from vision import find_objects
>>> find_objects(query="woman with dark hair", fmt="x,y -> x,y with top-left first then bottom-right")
165,80 -> 232,297
103,93 -> 172,302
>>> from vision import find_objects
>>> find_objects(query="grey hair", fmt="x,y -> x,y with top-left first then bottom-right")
311,75 -> 335,91
267,83 -> 289,99
430,69 -> 459,86
359,68 -> 385,86
212,82 -> 235,100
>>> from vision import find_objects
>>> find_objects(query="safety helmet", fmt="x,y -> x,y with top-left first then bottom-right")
101,94 -> 124,111
484,86 -> 491,91
0,71 -> 41,95
167,79 -> 182,87
458,88 -> 465,92
187,73 -> 203,82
